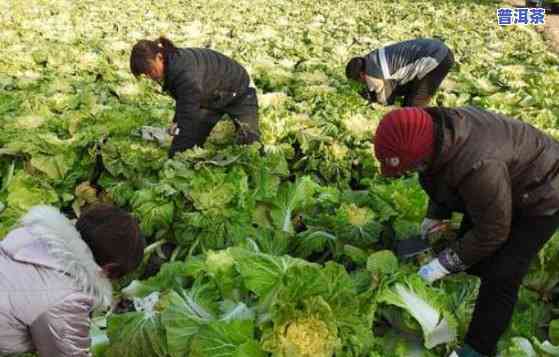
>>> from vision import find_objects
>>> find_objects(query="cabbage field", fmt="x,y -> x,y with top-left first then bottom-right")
2,0 -> 559,356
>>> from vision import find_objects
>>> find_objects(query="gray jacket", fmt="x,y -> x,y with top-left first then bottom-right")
0,206 -> 112,356
364,38 -> 450,104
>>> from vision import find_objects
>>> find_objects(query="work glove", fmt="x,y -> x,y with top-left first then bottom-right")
139,126 -> 171,146
418,258 -> 449,284
358,88 -> 377,104
167,122 -> 179,136
420,218 -> 448,239
234,119 -> 260,145
236,131 -> 260,145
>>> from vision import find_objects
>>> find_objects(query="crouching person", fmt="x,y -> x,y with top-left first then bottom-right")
373,107 -> 559,356
346,38 -> 454,107
0,204 -> 145,356
130,37 -> 261,157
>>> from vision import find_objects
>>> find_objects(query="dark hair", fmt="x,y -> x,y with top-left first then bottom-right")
76,204 -> 145,278
345,57 -> 366,81
130,36 -> 178,77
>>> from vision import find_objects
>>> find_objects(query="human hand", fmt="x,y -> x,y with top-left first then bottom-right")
418,258 -> 449,284
420,218 -> 447,239
167,122 -> 179,136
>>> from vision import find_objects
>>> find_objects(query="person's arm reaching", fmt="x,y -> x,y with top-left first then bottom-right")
419,160 -> 512,282
168,72 -> 208,156
30,293 -> 94,357
364,76 -> 389,105
420,200 -> 452,239
438,160 -> 513,272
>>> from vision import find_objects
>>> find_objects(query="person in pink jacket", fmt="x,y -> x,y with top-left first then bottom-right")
0,204 -> 145,356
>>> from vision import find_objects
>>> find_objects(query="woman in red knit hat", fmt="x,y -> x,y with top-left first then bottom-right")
373,107 -> 559,357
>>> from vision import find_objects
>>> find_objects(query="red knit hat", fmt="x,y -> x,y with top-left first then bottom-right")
373,108 -> 435,177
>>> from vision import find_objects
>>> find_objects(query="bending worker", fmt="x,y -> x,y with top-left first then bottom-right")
346,38 -> 454,107
130,37 -> 260,157
0,204 -> 145,356
373,106 -> 559,357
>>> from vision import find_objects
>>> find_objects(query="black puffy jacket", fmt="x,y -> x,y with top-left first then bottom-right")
162,48 -> 251,154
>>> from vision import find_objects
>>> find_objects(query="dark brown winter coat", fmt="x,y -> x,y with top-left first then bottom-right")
419,106 -> 559,270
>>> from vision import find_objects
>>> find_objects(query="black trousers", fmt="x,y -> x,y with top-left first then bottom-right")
389,51 -> 455,107
224,87 -> 260,145
170,87 -> 260,156
457,211 -> 559,355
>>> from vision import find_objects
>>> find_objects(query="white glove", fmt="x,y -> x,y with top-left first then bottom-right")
418,258 -> 449,284
420,218 -> 447,239
167,122 -> 179,136
140,126 -> 169,145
